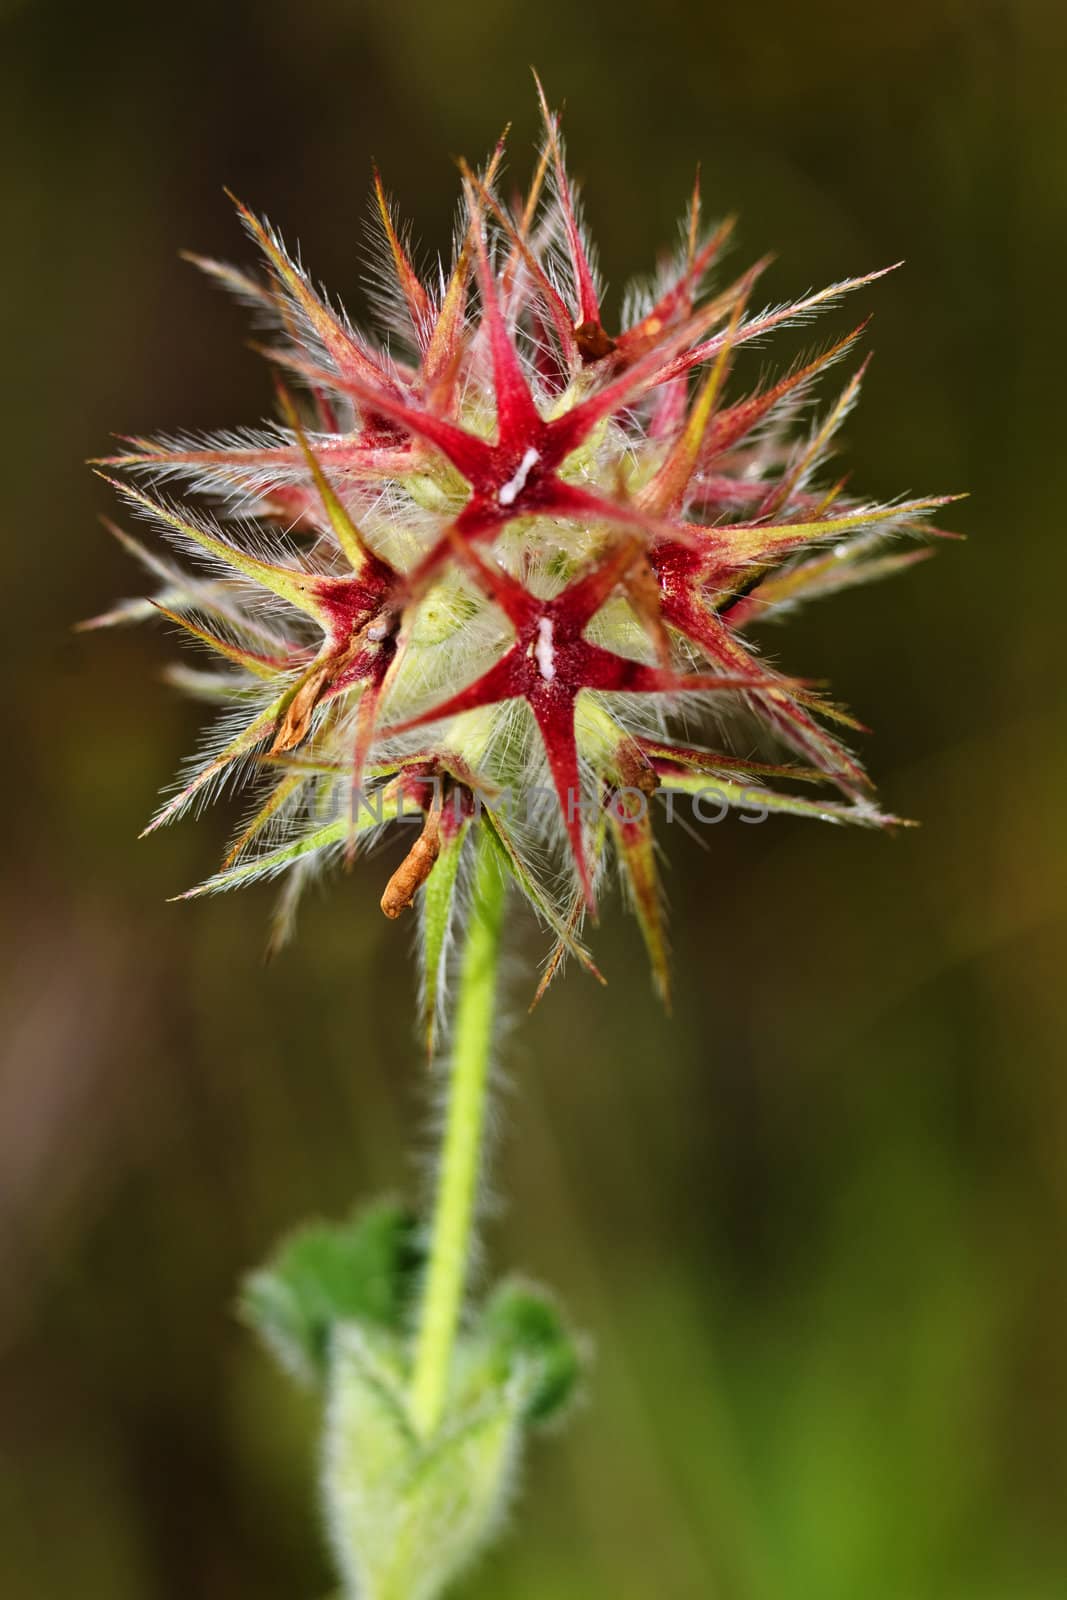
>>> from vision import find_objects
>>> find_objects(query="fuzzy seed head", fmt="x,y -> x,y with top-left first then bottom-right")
91,83 -> 953,1020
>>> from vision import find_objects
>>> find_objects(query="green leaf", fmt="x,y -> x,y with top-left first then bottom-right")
240,1203 -> 423,1386
324,1326 -> 523,1600
483,1279 -> 584,1426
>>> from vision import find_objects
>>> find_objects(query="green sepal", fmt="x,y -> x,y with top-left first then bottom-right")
480,811 -> 604,986
175,793 -> 400,898
609,801 -> 671,1010
419,822 -> 469,1060
658,771 -> 904,827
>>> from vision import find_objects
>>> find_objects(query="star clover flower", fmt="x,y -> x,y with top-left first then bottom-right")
92,82 -> 952,1031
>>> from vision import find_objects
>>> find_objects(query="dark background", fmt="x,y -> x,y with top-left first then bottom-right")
2,1 -> 1065,1595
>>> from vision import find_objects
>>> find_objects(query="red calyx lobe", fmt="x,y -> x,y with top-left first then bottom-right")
384,539 -> 771,907
635,536 -> 869,793
271,554 -> 401,760
306,213 -> 723,591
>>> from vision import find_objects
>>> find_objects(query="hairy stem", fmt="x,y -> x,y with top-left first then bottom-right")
410,830 -> 505,1434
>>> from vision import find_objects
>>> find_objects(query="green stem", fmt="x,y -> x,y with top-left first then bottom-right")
410,830 -> 505,1435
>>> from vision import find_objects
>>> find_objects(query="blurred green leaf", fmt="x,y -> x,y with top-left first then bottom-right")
324,1325 -> 523,1600
483,1279 -> 584,1426
240,1202 -> 423,1386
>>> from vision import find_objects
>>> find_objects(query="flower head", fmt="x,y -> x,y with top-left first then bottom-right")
92,82 -> 953,1032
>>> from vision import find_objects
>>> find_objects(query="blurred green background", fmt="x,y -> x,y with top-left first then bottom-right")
2,0 -> 1065,1595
